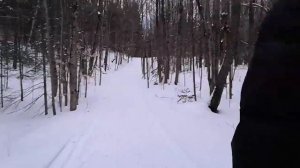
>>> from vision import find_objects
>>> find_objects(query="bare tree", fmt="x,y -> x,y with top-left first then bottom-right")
209,0 -> 241,112
43,0 -> 57,115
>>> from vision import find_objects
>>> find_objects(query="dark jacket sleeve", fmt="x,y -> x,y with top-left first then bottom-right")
240,0 -> 300,122
232,1 -> 300,167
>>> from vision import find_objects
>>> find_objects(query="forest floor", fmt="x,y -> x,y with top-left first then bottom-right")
0,57 -> 247,168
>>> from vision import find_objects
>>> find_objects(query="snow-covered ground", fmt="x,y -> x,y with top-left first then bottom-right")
0,58 -> 247,168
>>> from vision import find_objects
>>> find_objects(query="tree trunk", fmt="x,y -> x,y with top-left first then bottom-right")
69,2 -> 79,111
174,0 -> 183,85
209,0 -> 241,112
189,0 -> 197,101
104,48 -> 108,71
161,0 -> 170,84
13,32 -> 18,70
18,37 -> 24,102
59,0 -> 64,112
43,0 -> 57,115
211,0 -> 221,92
1,51 -> 3,108
41,36 -> 48,115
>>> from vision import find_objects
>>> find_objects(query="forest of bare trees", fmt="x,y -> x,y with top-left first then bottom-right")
0,0 -> 275,114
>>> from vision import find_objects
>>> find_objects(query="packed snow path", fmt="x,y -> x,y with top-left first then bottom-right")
0,58 -> 242,168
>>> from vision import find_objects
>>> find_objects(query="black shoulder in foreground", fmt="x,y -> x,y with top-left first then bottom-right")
241,0 -> 300,121
232,0 -> 300,167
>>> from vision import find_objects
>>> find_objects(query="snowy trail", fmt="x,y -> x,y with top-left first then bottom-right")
62,60 -> 200,168
0,58 -> 241,168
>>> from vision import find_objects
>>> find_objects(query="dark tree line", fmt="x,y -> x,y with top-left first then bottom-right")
0,0 -> 142,114
0,0 -> 274,114
139,0 -> 274,112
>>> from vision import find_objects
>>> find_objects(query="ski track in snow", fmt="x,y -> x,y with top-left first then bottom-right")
0,58 -> 243,168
